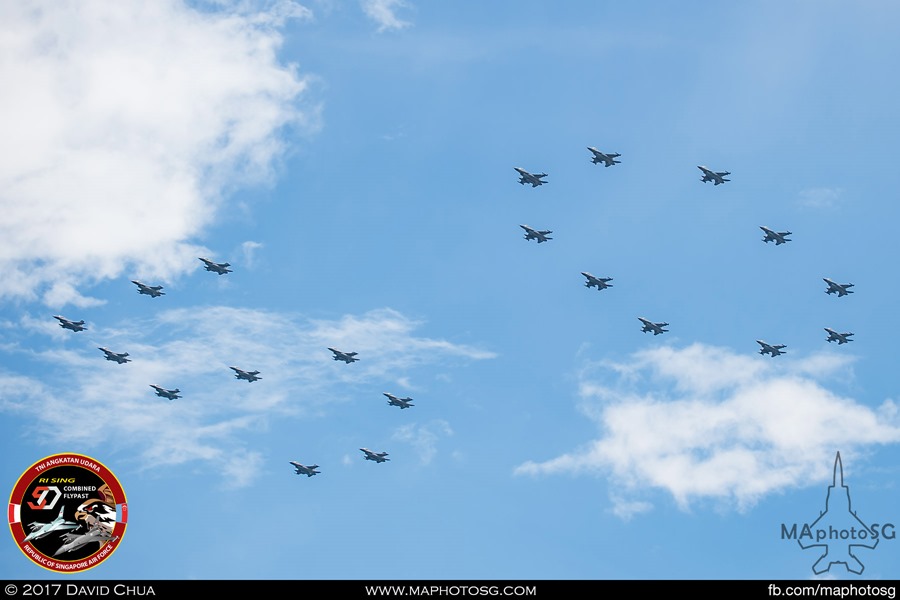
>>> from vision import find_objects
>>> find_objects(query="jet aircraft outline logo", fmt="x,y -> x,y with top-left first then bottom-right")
781,452 -> 895,575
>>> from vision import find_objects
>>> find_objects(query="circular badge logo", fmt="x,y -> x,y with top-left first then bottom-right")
8,453 -> 127,573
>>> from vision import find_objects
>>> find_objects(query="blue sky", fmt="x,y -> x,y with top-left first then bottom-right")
3,0 -> 900,580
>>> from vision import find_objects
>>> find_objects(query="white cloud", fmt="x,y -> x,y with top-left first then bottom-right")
392,420 -> 453,465
227,0 -> 315,26
0,1 -> 316,306
360,0 -> 412,33
608,496 -> 653,522
515,344 -> 900,513
307,309 -> 497,383
798,187 -> 843,210
2,306 -> 492,486
240,241 -> 264,268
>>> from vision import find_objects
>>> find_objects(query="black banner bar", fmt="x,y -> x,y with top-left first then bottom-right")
3,580 -> 900,598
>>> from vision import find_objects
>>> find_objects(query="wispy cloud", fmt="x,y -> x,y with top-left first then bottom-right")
2,307 -> 493,486
0,1 -> 317,306
240,241 -> 264,268
515,344 -> 900,514
608,496 -> 654,522
360,0 -> 412,33
798,187 -> 843,210
392,420 -> 453,465
307,309 -> 497,382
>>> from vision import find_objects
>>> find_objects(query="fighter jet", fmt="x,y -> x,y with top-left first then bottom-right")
757,340 -> 787,357
825,328 -> 854,345
581,272 -> 613,291
328,347 -> 359,363
289,461 -> 321,477
824,278 -> 854,297
229,366 -> 261,382
587,147 -> 621,167
53,525 -> 115,557
760,226 -> 792,245
149,384 -> 181,400
384,392 -> 414,409
698,165 -> 731,185
98,347 -> 131,364
199,257 -> 232,275
53,316 -> 87,332
520,225 -> 552,243
514,167 -> 548,187
131,280 -> 165,298
638,317 -> 669,335
22,507 -> 79,543
360,448 -> 390,463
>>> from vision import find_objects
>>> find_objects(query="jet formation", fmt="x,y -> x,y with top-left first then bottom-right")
757,340 -> 787,357
581,272 -> 613,291
131,280 -> 165,298
54,316 -> 86,332
98,347 -> 131,364
514,167 -> 548,187
520,225 -> 552,244
760,226 -> 792,245
587,147 -> 621,167
149,385 -> 181,400
328,347 -> 359,363
825,328 -> 854,345
290,461 -> 321,477
230,367 -> 261,382
638,317 -> 669,336
824,279 -> 854,297
697,165 -> 731,185
37,147 -> 860,485
384,392 -> 414,409
199,257 -> 232,275
360,448 -> 390,463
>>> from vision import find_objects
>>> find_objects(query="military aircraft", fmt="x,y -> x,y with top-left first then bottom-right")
581,272 -> 613,291
131,280 -> 165,298
199,257 -> 232,275
520,225 -> 552,243
98,347 -> 131,364
22,506 -> 79,543
53,315 -> 87,332
53,525 -> 115,557
698,165 -> 731,185
825,328 -> 854,345
760,226 -> 792,245
384,392 -> 414,409
824,278 -> 854,297
229,366 -> 261,382
289,461 -> 321,477
587,147 -> 621,167
149,384 -> 181,400
638,317 -> 669,335
328,347 -> 359,363
757,340 -> 787,357
514,167 -> 548,187
360,448 -> 390,463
